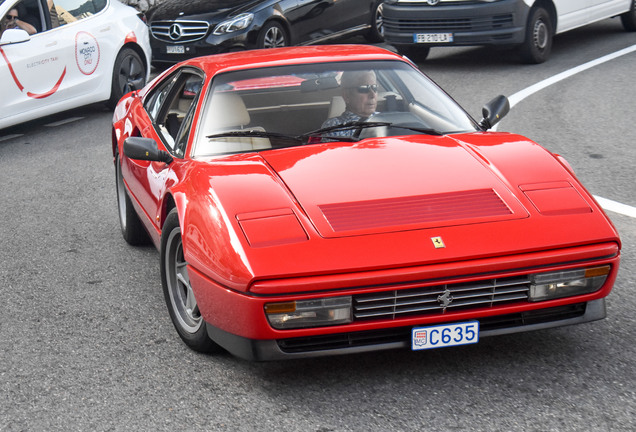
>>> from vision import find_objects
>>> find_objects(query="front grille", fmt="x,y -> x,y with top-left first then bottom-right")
384,14 -> 514,33
150,20 -> 210,43
354,275 -> 530,320
277,303 -> 587,353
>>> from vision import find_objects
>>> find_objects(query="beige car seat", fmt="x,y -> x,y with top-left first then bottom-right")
201,92 -> 271,154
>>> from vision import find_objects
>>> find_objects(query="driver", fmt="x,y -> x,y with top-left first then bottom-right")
321,70 -> 378,137
1,6 -> 36,36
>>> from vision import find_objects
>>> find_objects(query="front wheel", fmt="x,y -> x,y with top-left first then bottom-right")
621,0 -> 636,31
519,7 -> 553,64
257,21 -> 288,49
107,47 -> 146,109
161,209 -> 222,353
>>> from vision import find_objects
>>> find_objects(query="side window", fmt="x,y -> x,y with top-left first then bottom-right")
53,0 -> 107,26
145,75 -> 178,121
144,70 -> 204,156
3,0 -> 45,34
172,76 -> 204,158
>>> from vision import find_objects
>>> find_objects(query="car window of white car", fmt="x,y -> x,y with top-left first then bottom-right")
53,0 -> 107,26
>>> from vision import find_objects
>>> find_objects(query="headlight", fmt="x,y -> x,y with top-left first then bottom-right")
213,13 -> 254,35
265,296 -> 352,329
529,266 -> 610,301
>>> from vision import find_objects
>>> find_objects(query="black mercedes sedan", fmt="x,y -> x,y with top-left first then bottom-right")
147,0 -> 384,67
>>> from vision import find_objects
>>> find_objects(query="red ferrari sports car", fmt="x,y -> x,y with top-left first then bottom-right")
112,45 -> 620,361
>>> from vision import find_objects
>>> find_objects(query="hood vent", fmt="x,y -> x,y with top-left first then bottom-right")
319,189 -> 511,233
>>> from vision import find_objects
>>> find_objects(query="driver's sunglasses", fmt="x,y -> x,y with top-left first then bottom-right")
6,14 -> 18,20
354,84 -> 378,94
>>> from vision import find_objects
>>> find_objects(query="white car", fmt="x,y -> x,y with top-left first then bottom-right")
383,0 -> 636,63
0,0 -> 151,129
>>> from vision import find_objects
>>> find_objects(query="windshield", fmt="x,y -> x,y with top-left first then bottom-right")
193,60 -> 478,157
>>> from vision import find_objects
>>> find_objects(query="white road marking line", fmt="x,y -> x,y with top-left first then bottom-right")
500,44 -> 636,219
508,44 -> 636,108
45,117 -> 84,127
594,196 -> 636,219
0,134 -> 24,142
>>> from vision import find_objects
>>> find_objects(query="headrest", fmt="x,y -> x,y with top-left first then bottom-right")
207,92 -> 250,129
328,96 -> 346,118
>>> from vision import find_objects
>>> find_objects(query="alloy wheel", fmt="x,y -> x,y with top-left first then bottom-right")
164,228 -> 203,334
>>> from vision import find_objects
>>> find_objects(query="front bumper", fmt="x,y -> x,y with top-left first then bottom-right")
209,300 -> 606,361
187,242 -> 619,361
383,0 -> 530,47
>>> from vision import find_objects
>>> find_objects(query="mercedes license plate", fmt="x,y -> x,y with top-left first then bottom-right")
413,33 -> 454,43
166,45 -> 185,54
412,321 -> 479,350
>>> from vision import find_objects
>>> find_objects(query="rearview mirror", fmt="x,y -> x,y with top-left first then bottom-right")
0,28 -> 30,45
124,137 -> 173,164
479,95 -> 510,130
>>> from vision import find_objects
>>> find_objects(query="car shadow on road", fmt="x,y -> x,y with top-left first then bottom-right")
231,325 -> 600,382
0,102 -> 112,142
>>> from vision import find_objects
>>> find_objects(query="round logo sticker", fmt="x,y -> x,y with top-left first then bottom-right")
75,31 -> 100,75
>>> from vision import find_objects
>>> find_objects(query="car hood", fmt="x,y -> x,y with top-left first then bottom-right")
183,133 -> 619,289
147,0 -> 260,21
262,135 -> 530,238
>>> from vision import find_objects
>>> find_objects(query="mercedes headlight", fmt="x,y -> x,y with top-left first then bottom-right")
213,13 -> 254,35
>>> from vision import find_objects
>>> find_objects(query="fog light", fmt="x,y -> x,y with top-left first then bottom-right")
529,266 -> 610,302
265,296 -> 352,329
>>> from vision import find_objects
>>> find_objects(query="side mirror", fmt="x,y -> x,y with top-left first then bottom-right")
0,28 -> 30,45
124,137 -> 173,164
479,95 -> 510,130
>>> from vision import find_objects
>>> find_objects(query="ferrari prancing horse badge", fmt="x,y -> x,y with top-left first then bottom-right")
431,236 -> 445,249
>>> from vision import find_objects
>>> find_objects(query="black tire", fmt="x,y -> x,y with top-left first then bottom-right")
621,0 -> 636,31
257,21 -> 288,49
364,1 -> 384,43
107,47 -> 146,109
115,154 -> 150,246
160,209 -> 222,353
519,7 -> 553,64
397,45 -> 430,61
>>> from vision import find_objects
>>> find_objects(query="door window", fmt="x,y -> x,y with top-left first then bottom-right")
144,70 -> 204,157
52,0 -> 107,27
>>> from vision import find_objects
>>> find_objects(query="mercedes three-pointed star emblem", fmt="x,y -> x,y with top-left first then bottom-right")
169,23 -> 183,41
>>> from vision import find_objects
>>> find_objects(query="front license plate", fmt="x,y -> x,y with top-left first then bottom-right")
412,321 -> 479,350
413,33 -> 454,43
166,45 -> 185,54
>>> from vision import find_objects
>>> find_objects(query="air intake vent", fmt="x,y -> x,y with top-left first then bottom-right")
319,189 -> 511,232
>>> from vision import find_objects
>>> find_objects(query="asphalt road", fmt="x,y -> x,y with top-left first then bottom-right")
0,20 -> 634,431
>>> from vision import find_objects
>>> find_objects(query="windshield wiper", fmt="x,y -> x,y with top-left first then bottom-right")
303,121 -> 393,137
206,122 -> 445,147
303,121 -> 444,141
386,125 -> 444,136
206,130 -> 301,143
